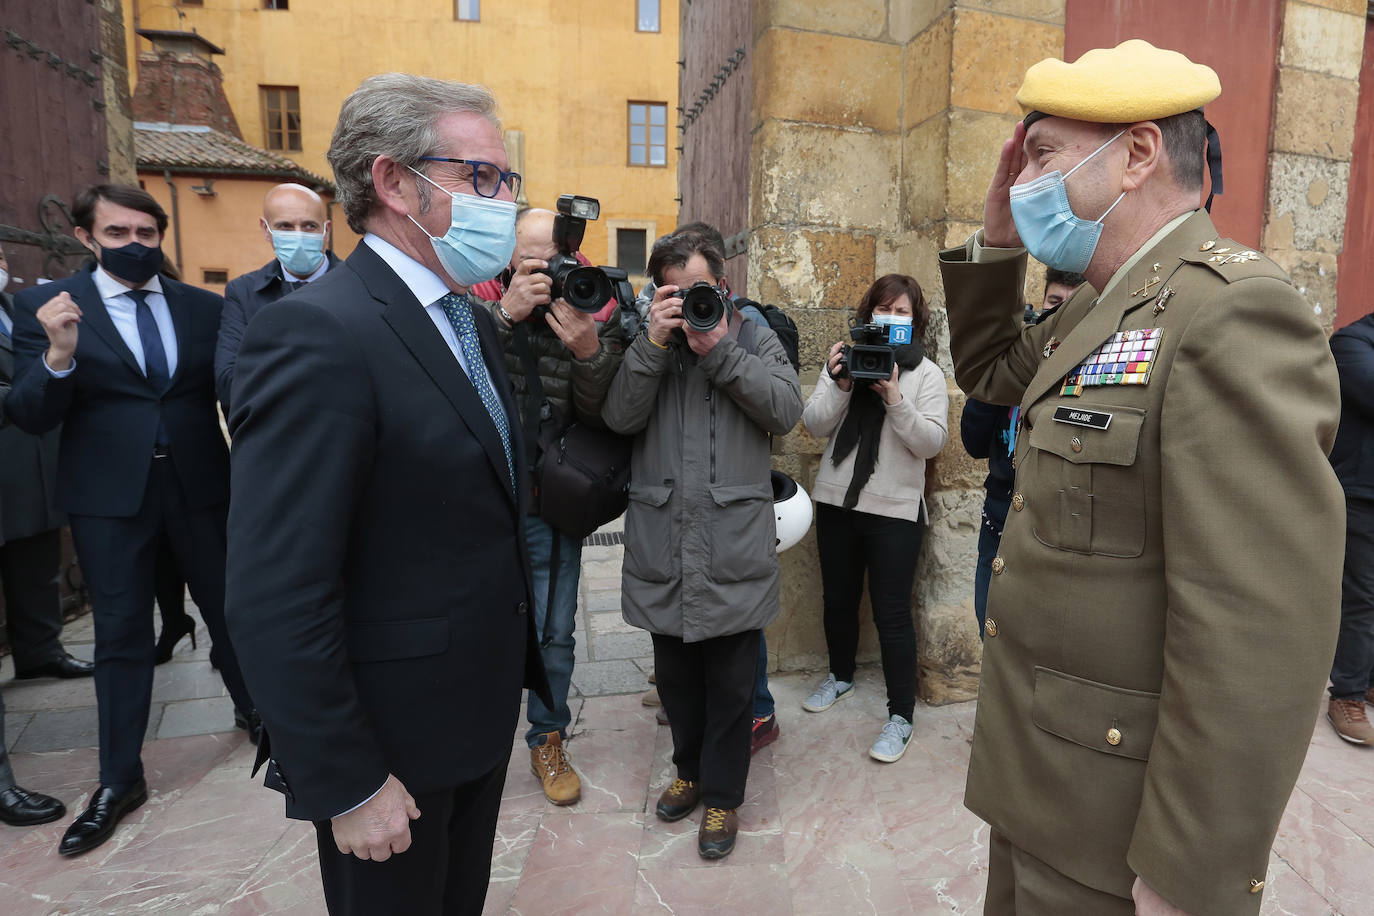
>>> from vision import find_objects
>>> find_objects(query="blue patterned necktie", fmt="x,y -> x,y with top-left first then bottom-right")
437,293 -> 515,488
127,289 -> 171,446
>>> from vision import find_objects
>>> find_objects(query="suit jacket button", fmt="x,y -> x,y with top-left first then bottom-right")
516,601 -> 528,615
984,619 -> 998,637
991,557 -> 1005,575
1106,727 -> 1122,746
1011,493 -> 1024,512
1070,436 -> 1083,453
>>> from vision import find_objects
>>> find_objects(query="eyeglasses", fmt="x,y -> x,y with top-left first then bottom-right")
418,157 -> 521,199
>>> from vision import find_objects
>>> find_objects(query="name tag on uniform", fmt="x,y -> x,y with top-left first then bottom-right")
1061,328 -> 1163,397
1053,406 -> 1113,430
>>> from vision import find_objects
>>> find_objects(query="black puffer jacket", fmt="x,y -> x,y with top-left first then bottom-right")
1330,312 -> 1374,503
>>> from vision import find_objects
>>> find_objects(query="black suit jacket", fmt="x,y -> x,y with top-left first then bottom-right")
215,252 -> 342,410
225,241 -> 549,821
6,266 -> 229,518
0,292 -> 63,540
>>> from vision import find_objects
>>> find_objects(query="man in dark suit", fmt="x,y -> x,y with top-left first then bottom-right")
0,243 -> 93,681
214,182 -> 341,411
226,73 -> 548,916
5,185 -> 255,857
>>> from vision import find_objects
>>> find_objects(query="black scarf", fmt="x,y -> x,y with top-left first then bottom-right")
831,341 -> 925,509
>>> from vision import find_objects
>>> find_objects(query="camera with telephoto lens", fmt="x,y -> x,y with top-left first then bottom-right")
535,194 -> 616,314
679,281 -> 729,332
840,316 -> 914,382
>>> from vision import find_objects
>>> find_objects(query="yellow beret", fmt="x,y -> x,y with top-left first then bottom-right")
1016,39 -> 1220,124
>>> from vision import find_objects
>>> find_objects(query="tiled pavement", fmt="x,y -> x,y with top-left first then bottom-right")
2,530 -> 1372,914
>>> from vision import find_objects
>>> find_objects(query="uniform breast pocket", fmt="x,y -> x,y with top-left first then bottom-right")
1026,404 -> 1146,558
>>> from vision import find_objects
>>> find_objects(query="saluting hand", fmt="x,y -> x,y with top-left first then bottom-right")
500,258 -> 552,323
329,773 -> 421,862
984,121 -> 1028,249
36,291 -> 82,371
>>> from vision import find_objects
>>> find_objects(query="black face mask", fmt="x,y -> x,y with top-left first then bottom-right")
96,241 -> 164,285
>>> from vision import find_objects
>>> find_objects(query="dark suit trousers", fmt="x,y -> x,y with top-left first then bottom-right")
1331,496 -> 1374,698
652,628 -> 760,810
0,528 -> 64,670
68,458 -> 252,789
313,756 -> 509,916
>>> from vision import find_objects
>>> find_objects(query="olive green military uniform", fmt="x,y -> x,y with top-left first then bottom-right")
939,209 -> 1344,915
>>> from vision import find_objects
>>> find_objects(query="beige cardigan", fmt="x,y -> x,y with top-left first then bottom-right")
802,358 -> 949,524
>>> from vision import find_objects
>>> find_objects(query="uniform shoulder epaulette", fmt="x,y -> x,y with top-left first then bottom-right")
1179,238 -> 1290,284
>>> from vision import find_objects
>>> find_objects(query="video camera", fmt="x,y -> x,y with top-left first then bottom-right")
536,194 -> 621,314
839,316 -> 914,382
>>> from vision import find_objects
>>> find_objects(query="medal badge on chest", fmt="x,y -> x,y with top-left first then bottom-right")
1061,327 -> 1164,397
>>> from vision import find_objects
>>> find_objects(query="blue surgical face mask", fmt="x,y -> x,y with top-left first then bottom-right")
271,230 -> 327,278
1008,130 -> 1127,274
408,167 -> 516,287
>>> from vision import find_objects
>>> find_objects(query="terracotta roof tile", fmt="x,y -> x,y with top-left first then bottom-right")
135,122 -> 331,188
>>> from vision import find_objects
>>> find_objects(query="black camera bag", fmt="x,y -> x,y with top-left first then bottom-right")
512,323 -> 632,540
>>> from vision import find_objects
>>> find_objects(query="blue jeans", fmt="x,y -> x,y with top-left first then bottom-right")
974,519 -> 1002,640
754,635 -> 774,718
524,515 -> 583,747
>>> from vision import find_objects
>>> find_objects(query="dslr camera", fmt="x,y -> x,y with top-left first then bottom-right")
678,281 -> 729,332
839,316 -> 914,382
535,194 -> 620,314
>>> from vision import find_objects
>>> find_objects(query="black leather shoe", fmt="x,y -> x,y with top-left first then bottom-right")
0,785 -> 66,826
58,780 -> 147,857
234,708 -> 263,746
14,652 -> 95,680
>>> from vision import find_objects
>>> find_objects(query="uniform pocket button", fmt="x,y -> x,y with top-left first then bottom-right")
1070,436 -> 1083,453
991,557 -> 1005,575
984,619 -> 998,637
1011,493 -> 1024,512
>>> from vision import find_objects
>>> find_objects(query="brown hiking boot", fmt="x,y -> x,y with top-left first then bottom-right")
654,777 -> 700,822
529,733 -> 582,805
1328,698 -> 1374,746
698,806 -> 739,859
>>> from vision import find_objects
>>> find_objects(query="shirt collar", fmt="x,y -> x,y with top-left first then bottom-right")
91,264 -> 163,303
362,232 -> 452,308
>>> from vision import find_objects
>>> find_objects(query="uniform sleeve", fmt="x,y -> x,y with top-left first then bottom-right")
1126,276 -> 1344,916
224,298 -> 391,821
699,324 -> 803,436
883,361 -> 949,460
938,239 -> 1061,406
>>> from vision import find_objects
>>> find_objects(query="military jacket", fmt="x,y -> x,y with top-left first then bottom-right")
938,210 -> 1344,916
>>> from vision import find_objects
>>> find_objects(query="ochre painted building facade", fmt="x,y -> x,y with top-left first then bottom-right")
122,0 -> 681,279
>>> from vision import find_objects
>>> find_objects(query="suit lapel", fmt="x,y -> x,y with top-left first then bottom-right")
348,245 -> 517,508
163,279 -> 193,388
71,269 -> 145,380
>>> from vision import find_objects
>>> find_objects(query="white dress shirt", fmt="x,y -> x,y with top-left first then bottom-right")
46,267 -> 178,378
362,232 -> 473,378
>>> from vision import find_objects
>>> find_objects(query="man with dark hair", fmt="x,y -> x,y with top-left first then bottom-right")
6,184 -> 255,857
214,183 -> 340,412
939,40 -> 1342,914
603,225 -> 801,860
468,206 -> 624,807
225,74 -> 548,915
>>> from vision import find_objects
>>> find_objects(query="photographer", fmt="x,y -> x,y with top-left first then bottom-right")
799,274 -> 948,764
602,226 -> 801,860
473,206 -> 625,807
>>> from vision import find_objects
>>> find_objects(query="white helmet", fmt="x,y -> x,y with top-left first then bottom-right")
771,470 -> 813,553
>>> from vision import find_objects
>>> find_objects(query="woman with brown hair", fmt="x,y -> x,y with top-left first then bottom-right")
800,274 -> 949,762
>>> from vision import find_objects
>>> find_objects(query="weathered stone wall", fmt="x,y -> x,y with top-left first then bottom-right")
100,0 -> 136,184
751,0 -> 1066,703
1262,0 -> 1368,333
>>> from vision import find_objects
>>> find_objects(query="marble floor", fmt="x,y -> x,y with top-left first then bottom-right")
2,663 -> 1372,914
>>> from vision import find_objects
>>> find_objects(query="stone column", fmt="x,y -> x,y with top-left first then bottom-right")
750,0 -> 1064,703
1262,0 -> 1367,332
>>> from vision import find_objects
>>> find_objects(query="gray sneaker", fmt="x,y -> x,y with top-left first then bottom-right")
801,673 -> 854,713
869,714 -> 913,763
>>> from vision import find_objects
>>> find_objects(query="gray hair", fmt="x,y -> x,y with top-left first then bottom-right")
327,73 -> 500,234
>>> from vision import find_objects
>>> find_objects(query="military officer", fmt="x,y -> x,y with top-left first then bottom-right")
938,40 -> 1344,916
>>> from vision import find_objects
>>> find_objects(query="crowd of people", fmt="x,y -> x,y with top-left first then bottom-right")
0,36 -> 1369,916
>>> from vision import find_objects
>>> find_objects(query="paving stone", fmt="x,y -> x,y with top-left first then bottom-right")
15,702 -> 162,752
158,695 -> 238,739
570,660 -> 651,697
584,592 -> 623,614
151,661 -> 233,703
4,711 -> 33,751
588,612 -> 639,636
586,630 -> 654,661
